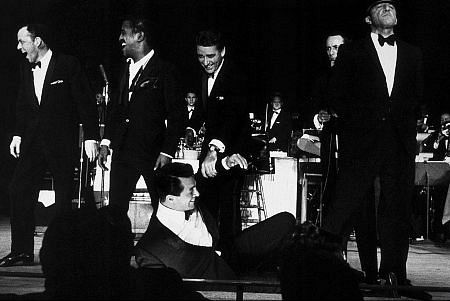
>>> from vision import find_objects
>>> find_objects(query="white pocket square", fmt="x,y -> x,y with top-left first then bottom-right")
50,80 -> 64,85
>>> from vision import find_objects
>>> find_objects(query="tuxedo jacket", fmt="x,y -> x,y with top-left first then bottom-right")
267,109 -> 292,151
199,59 -> 251,161
184,104 -> 205,134
135,205 -> 236,280
14,52 -> 99,160
104,54 -> 184,162
328,36 -> 423,164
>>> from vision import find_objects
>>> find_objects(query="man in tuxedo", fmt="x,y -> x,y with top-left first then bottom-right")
422,112 -> 450,161
322,2 -> 430,299
98,16 -> 184,214
266,92 -> 292,152
135,162 -> 295,279
184,90 -> 204,135
0,24 -> 99,267
194,29 -> 251,257
313,32 -> 379,284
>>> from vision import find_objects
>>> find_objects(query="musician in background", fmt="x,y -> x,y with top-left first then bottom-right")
421,112 -> 450,161
266,92 -> 292,152
421,112 -> 450,243
183,90 -> 204,135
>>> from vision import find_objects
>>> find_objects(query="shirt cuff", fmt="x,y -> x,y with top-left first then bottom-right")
221,157 -> 230,170
209,139 -> 225,153
12,136 -> 21,143
160,152 -> 173,159
313,114 -> 323,130
100,139 -> 111,147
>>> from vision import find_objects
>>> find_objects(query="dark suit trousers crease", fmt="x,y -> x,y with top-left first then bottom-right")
108,155 -> 159,214
323,121 -> 414,282
9,140 -> 74,254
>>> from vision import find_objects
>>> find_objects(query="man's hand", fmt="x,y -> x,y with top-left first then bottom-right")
154,154 -> 171,170
201,149 -> 218,178
225,154 -> 248,170
84,140 -> 98,162
9,137 -> 21,158
98,145 -> 110,171
318,110 -> 331,123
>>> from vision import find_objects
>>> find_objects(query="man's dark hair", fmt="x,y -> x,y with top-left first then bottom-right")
123,15 -> 155,48
195,29 -> 225,51
24,23 -> 52,48
270,91 -> 284,103
326,31 -> 350,44
154,163 -> 195,200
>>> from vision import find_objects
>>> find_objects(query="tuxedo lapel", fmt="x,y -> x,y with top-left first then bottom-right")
201,73 -> 208,111
40,53 -> 56,106
364,37 -> 391,98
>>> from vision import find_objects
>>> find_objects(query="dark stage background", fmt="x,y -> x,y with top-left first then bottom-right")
0,0 -> 449,212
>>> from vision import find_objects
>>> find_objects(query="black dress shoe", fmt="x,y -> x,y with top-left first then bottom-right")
0,253 -> 34,267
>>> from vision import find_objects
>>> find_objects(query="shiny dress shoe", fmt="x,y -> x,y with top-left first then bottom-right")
0,253 -> 34,267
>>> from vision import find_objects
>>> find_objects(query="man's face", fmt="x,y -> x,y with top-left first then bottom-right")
17,27 -> 39,63
185,92 -> 197,106
167,177 -> 199,212
367,2 -> 397,30
119,20 -> 139,59
271,96 -> 283,110
326,35 -> 344,64
441,113 -> 450,136
196,45 -> 225,75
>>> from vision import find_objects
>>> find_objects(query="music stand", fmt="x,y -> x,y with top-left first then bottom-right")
414,161 -> 450,239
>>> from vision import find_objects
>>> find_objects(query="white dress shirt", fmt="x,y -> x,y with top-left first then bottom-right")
370,32 -> 397,97
128,49 -> 154,101
187,105 -> 195,120
156,203 -> 213,247
207,58 -> 224,97
33,49 -> 53,104
269,109 -> 281,129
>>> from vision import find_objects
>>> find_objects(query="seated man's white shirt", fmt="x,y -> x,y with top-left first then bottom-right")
156,203 -> 213,247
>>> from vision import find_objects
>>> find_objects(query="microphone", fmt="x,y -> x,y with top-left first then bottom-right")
99,64 -> 108,84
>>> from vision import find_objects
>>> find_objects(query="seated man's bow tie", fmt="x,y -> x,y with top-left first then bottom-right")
185,209 -> 195,221
378,34 -> 396,46
273,110 -> 281,114
31,61 -> 41,69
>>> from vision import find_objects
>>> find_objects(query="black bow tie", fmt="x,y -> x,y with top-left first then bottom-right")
378,34 -> 396,47
206,72 -> 215,79
185,209 -> 195,221
273,110 -> 280,114
31,61 -> 41,69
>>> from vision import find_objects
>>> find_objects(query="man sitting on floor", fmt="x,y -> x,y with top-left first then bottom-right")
134,161 -> 295,279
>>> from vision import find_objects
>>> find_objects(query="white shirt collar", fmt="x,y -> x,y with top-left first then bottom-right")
156,202 -> 212,247
370,32 -> 396,49
129,49 -> 154,74
35,49 -> 52,70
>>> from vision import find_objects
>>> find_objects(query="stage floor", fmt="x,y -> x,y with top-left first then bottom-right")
0,214 -> 450,300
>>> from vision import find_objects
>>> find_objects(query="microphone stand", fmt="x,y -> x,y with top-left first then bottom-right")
78,124 -> 84,209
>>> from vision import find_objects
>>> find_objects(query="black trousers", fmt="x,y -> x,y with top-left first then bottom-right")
195,168 -> 243,258
9,140 -> 74,255
108,155 -> 159,214
323,127 -> 414,282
